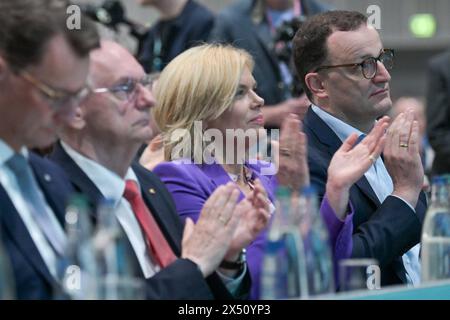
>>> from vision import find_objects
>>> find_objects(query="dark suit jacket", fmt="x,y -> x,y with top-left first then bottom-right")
138,0 -> 215,72
303,108 -> 427,286
426,49 -> 450,175
50,142 -> 248,299
209,0 -> 330,107
0,152 -> 73,299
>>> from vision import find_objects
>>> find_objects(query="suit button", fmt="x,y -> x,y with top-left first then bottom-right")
278,82 -> 284,90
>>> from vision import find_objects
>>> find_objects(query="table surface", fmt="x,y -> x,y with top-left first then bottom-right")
315,279 -> 450,300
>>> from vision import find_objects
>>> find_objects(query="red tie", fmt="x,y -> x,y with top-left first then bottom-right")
123,180 -> 177,268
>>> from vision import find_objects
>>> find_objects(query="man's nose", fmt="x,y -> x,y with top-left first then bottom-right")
136,84 -> 156,110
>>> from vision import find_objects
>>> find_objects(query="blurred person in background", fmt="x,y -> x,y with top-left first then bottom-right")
426,49 -> 450,176
0,0 -> 99,299
209,0 -> 331,128
137,0 -> 215,73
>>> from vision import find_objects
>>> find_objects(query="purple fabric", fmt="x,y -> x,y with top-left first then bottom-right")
153,160 -> 353,299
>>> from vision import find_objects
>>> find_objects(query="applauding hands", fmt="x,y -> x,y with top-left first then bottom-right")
327,117 -> 390,219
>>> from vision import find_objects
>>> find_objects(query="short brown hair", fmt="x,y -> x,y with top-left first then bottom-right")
293,10 -> 368,100
0,0 -> 99,71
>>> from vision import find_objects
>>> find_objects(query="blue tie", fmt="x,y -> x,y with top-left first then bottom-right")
6,154 -> 67,257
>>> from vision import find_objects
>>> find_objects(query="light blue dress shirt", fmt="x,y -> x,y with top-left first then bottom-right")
311,105 -> 421,286
0,140 -> 65,280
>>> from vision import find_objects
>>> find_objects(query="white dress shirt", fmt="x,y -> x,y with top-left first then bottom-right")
312,105 -> 422,285
0,139 -> 65,279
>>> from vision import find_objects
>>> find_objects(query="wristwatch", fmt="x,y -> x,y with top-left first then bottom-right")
219,249 -> 247,270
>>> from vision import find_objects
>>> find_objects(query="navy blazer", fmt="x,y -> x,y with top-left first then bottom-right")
49,142 -> 248,299
0,152 -> 74,299
303,108 -> 427,286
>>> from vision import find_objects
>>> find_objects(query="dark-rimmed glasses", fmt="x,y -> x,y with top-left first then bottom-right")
314,49 -> 395,79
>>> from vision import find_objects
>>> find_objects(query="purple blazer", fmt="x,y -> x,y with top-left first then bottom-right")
153,159 -> 353,299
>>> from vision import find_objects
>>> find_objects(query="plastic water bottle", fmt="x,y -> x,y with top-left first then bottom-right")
62,194 -> 99,299
94,198 -> 145,299
421,176 -> 450,282
295,186 -> 334,296
260,186 -> 306,299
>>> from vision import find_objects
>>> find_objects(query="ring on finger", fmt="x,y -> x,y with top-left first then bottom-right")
279,147 -> 291,157
368,154 -> 377,163
218,216 -> 228,224
399,142 -> 409,148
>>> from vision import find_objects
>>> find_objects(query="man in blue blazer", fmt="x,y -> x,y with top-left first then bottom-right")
0,0 -> 99,299
292,11 -> 427,286
51,40 -> 252,299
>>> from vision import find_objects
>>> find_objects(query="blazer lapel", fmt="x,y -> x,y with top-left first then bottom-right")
0,185 -> 56,287
200,163 -> 246,202
50,142 -> 104,222
305,108 -> 381,207
133,163 -> 183,256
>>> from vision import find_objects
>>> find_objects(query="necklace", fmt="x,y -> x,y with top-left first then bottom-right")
228,166 -> 254,189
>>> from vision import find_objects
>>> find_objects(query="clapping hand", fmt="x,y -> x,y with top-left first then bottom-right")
326,116 -> 390,219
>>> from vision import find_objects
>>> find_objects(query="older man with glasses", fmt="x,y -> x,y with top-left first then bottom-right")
0,0 -> 99,299
293,11 -> 427,287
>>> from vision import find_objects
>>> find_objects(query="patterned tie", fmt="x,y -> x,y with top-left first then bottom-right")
6,153 -> 67,257
123,180 -> 176,268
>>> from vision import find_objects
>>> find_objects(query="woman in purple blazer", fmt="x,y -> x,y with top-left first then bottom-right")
151,44 -> 388,298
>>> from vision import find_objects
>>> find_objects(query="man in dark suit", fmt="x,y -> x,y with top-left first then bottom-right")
138,0 -> 215,73
292,11 -> 427,286
0,0 -> 100,299
51,40 -> 253,299
426,49 -> 450,175
209,0 -> 330,128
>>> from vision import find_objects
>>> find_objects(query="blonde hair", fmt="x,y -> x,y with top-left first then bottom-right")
153,44 -> 254,162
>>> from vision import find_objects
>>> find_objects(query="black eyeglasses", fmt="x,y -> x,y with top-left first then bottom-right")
314,49 -> 395,79
91,75 -> 154,101
20,71 -> 90,110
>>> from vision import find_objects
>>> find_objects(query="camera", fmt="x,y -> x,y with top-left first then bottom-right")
78,0 -> 147,45
272,16 -> 306,97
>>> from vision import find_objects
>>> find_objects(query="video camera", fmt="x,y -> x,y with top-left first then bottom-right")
78,0 -> 147,51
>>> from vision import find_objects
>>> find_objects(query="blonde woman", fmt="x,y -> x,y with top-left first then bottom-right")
152,44 -> 388,298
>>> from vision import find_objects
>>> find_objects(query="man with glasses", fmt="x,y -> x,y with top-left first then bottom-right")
0,0 -> 99,299
293,11 -> 427,287
50,41 -> 258,299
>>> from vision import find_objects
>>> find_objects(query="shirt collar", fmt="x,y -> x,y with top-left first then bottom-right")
60,141 -> 140,205
311,104 -> 366,142
0,139 -> 29,167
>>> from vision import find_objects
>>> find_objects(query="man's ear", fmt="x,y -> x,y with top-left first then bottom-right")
0,55 -> 8,81
305,73 -> 328,100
